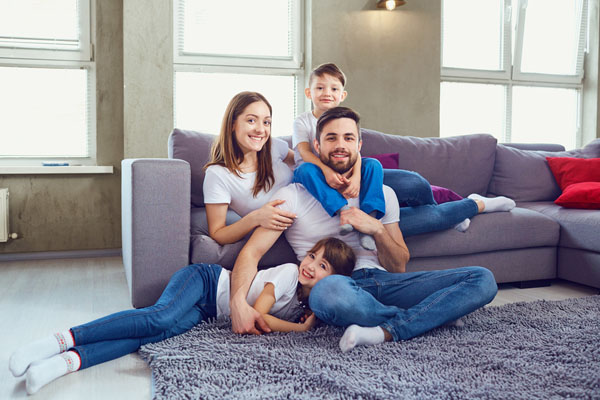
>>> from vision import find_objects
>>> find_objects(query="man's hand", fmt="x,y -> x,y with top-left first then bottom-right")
230,295 -> 271,335
339,206 -> 384,236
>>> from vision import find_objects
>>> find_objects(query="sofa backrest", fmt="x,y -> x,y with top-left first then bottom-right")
359,129 -> 498,197
169,128 -> 216,207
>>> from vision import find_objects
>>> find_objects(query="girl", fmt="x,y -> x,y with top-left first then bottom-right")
9,237 -> 356,395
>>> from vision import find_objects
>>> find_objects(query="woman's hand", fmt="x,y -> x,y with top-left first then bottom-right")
253,199 -> 296,231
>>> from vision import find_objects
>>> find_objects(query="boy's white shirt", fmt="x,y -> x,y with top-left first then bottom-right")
292,111 -> 318,168
216,263 -> 303,321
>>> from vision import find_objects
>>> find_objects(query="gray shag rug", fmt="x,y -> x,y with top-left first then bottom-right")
139,296 -> 600,400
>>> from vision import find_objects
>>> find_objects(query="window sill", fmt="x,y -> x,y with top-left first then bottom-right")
0,166 -> 114,175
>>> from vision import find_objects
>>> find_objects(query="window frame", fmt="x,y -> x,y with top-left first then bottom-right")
0,0 -> 97,166
440,0 -> 588,147
172,0 -> 307,133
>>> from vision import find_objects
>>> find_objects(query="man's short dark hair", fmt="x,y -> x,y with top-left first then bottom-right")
316,106 -> 361,143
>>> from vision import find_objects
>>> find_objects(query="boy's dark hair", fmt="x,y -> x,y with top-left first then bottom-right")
308,237 -> 356,277
316,106 -> 361,143
309,62 -> 346,87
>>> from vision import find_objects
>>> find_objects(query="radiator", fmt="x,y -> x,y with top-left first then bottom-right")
0,188 -> 8,243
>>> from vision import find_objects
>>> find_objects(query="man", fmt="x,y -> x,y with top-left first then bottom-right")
229,106 -> 498,352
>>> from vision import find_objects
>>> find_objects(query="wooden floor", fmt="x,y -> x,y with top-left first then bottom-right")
1,257 -> 598,400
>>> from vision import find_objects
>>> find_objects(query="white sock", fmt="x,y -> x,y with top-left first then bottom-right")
337,205 -> 354,235
339,325 -> 386,353
468,193 -> 516,213
9,330 -> 74,377
454,218 -> 470,232
26,351 -> 81,395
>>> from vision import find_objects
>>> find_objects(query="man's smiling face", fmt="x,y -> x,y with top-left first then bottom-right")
314,117 -> 362,174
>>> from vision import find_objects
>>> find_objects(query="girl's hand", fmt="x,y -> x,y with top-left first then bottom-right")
323,167 -> 349,190
301,311 -> 317,331
342,173 -> 360,199
254,199 -> 296,231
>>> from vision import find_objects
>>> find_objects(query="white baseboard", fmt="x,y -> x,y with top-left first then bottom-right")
0,248 -> 122,262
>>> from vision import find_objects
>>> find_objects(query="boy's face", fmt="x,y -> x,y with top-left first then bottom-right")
305,74 -> 347,113
298,246 -> 334,289
314,117 -> 362,174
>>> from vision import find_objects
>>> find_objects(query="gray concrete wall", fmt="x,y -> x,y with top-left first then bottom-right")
0,0 -> 123,254
311,0 -> 441,137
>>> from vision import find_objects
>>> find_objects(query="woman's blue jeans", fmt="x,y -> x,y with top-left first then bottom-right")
309,266 -> 498,341
295,161 -> 479,237
69,263 -> 221,369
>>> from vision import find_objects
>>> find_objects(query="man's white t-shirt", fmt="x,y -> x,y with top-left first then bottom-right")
216,263 -> 303,322
274,183 -> 400,272
203,138 -> 293,216
292,111 -> 318,168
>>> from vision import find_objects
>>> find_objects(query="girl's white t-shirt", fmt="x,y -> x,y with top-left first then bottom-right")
203,137 -> 293,216
215,263 -> 304,322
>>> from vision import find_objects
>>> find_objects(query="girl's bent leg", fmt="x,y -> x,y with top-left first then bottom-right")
383,169 -> 437,206
359,158 -> 385,218
399,198 -> 478,237
293,163 -> 347,216
71,264 -> 221,346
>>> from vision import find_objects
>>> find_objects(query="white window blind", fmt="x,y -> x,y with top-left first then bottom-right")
173,0 -> 304,137
441,0 -> 587,149
0,0 -> 95,164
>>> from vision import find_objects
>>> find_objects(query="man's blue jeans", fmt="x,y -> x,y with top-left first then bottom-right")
295,161 -> 479,237
309,267 -> 498,341
70,264 -> 221,369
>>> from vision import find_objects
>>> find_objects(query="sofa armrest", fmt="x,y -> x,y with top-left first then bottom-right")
122,159 -> 191,308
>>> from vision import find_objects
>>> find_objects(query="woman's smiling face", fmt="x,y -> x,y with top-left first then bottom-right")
233,101 -> 272,155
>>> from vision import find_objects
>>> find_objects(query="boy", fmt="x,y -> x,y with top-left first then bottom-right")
293,63 -> 385,250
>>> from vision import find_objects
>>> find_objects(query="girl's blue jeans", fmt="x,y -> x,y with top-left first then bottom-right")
69,263 -> 221,369
294,160 -> 479,237
309,266 -> 498,341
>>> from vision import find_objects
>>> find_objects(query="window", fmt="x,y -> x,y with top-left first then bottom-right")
441,0 -> 587,150
0,0 -> 95,165
173,0 -> 305,137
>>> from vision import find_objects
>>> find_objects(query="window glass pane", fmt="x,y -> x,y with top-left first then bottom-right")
175,72 -> 296,137
0,0 -> 79,50
0,67 -> 88,157
182,0 -> 291,58
520,0 -> 582,75
440,82 -> 506,140
511,86 -> 578,150
442,0 -> 505,70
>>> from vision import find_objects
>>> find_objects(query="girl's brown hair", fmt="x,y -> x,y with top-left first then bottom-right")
204,91 -> 274,197
308,237 -> 356,277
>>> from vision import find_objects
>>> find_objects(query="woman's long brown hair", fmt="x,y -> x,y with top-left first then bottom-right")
204,91 -> 274,197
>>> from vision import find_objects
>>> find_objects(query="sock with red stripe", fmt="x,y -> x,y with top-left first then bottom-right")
26,351 -> 81,394
9,330 -> 75,377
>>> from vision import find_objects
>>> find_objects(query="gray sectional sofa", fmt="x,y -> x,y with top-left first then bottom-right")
122,129 -> 600,308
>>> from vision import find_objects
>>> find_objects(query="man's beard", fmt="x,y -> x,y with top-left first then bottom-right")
319,149 -> 358,174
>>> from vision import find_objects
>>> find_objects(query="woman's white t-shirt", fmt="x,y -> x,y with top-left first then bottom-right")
215,263 -> 304,322
203,137 -> 293,216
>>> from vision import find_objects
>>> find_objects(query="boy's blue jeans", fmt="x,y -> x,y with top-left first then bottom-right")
70,264 -> 221,369
294,159 -> 479,237
309,266 -> 498,341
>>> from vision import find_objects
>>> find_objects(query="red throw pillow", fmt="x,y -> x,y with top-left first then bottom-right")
546,157 -> 600,190
554,182 -> 600,209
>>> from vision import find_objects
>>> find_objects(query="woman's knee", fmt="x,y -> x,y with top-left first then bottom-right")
469,267 -> 498,303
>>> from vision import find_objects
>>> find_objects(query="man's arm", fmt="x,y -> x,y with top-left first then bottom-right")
230,226 -> 284,334
339,208 -> 409,273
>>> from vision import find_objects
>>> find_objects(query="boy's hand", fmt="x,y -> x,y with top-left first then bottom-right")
323,166 -> 349,190
342,172 -> 360,199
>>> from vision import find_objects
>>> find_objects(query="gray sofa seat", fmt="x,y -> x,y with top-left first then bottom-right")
518,202 -> 600,253
405,207 -> 559,258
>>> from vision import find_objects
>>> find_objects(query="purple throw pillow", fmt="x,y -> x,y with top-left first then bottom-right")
365,153 -> 399,169
431,185 -> 463,204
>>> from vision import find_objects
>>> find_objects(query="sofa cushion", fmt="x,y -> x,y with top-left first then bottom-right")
169,129 -> 217,207
405,207 -> 559,258
359,130 -> 498,197
190,207 -> 297,268
518,201 -> 600,253
488,139 -> 600,202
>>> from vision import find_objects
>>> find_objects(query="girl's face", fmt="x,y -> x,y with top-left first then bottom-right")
298,247 -> 334,289
233,101 -> 272,155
